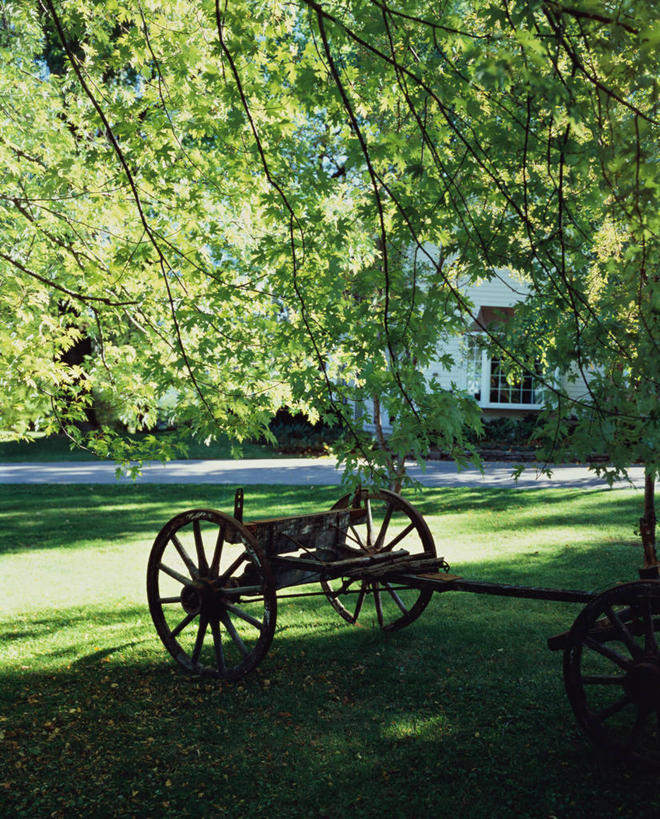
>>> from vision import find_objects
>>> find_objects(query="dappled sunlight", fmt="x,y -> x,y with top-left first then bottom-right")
421,487 -> 641,532
436,533 -> 638,573
0,603 -> 149,672
1,484 -> 657,816
381,712 -> 454,742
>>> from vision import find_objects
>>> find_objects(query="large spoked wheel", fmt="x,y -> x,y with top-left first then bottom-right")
320,489 -> 437,632
147,509 -> 276,681
564,581 -> 660,767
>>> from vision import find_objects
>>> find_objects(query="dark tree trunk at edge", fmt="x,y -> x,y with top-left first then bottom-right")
640,468 -> 657,569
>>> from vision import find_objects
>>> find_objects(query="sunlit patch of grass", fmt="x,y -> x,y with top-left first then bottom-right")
382,713 -> 454,741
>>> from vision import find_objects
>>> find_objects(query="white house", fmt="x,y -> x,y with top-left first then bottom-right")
363,269 -> 590,434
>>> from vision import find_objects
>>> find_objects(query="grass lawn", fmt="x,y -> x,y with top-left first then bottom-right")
1,483 -> 657,818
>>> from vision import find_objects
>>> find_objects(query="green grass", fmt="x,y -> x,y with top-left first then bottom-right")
1,484 -> 657,818
0,434 -> 285,463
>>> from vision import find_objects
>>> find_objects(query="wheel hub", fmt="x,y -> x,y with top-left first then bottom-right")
181,583 -> 202,614
625,657 -> 660,710
181,580 -> 228,616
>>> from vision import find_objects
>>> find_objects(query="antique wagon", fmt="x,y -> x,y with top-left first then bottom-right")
147,487 -> 660,766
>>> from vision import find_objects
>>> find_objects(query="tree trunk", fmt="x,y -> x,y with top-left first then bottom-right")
373,395 -> 394,489
391,453 -> 406,494
640,468 -> 657,569
372,395 -> 407,491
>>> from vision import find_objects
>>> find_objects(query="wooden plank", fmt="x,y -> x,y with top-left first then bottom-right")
248,508 -> 354,556
414,572 -> 462,581
270,548 -> 409,573
269,551 -> 449,588
351,557 -> 450,580
244,507 -> 362,530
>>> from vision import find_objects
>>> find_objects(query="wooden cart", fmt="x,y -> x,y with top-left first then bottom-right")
147,488 -> 660,766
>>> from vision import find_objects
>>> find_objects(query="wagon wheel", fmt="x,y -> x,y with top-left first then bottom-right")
320,489 -> 437,632
563,581 -> 660,767
147,509 -> 277,681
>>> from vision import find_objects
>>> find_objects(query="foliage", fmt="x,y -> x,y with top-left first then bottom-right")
466,413 -> 540,450
0,482 -> 656,817
267,409 -> 343,454
0,1 -> 657,488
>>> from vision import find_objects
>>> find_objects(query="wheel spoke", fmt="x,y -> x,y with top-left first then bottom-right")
210,618 -> 225,673
352,583 -> 366,622
170,610 -> 198,639
374,504 -> 394,551
585,636 -> 633,670
193,520 -> 209,576
158,596 -> 182,604
365,499 -> 374,548
605,605 -> 642,658
383,581 -> 409,616
191,614 -> 208,664
219,551 -> 248,583
210,525 -> 225,578
347,525 -> 366,551
373,582 -> 384,628
159,562 -> 191,586
595,693 -> 632,723
225,602 -> 263,630
170,533 -> 199,579
382,522 -> 416,553
220,611 -> 250,657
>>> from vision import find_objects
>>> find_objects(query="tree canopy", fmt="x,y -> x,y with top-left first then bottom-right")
1,0 -> 658,487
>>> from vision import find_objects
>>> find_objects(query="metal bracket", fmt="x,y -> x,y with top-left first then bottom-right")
233,487 -> 244,524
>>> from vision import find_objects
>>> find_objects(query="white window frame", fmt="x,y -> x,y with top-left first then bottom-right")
464,334 -> 543,410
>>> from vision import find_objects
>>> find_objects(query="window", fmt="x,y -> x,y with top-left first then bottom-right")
488,356 -> 540,405
464,334 -> 542,409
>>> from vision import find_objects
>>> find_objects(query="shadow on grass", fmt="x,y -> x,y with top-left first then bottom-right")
415,485 -> 642,525
71,642 -> 146,667
2,589 -> 660,818
0,484 -> 343,555
447,538 -> 641,592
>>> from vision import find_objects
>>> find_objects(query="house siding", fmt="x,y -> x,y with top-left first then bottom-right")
361,269 -> 589,434
424,270 -> 531,395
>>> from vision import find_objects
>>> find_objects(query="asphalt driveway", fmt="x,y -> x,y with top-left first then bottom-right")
0,458 -> 645,489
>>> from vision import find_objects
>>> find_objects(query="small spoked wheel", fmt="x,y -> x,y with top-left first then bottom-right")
147,509 -> 276,681
320,489 -> 437,632
564,581 -> 660,767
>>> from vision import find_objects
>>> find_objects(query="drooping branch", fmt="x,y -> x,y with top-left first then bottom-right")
543,2 -> 639,36
0,250 -> 137,307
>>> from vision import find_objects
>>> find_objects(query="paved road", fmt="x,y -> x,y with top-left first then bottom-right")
0,458 -> 645,489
